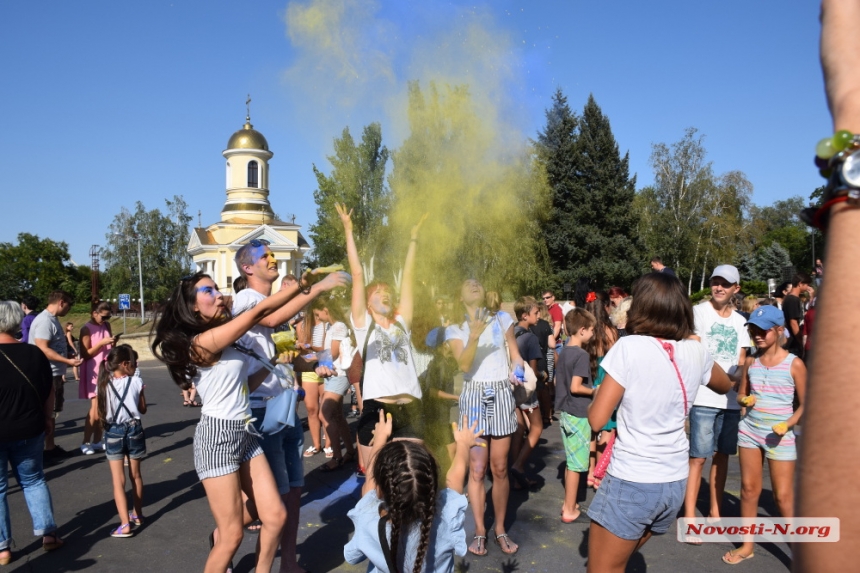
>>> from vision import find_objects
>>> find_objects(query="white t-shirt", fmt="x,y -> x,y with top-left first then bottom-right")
323,321 -> 349,377
446,311 -> 514,382
601,335 -> 714,483
232,289 -> 279,408
692,302 -> 750,410
351,312 -> 421,401
193,341 -> 254,421
105,375 -> 144,424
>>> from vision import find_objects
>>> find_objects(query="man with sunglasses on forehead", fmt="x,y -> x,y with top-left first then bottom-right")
231,238 -> 343,573
683,264 -> 750,533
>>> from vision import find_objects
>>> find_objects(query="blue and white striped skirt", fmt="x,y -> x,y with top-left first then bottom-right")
458,379 -> 518,437
194,414 -> 264,481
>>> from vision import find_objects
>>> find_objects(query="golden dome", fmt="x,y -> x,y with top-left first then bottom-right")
226,120 -> 269,151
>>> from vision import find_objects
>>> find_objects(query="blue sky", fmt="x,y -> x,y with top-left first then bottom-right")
0,1 -> 829,266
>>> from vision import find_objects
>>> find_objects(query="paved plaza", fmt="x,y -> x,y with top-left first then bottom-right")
3,359 -> 791,572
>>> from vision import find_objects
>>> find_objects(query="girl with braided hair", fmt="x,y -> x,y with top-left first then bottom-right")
345,410 -> 483,573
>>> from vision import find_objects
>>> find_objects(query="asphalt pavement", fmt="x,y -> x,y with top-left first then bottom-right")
3,359 -> 791,572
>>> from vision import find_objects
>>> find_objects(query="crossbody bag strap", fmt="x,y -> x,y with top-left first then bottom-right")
359,318 -> 376,397
655,339 -> 689,415
108,377 -> 136,422
496,315 -> 512,373
0,347 -> 39,395
377,513 -> 398,573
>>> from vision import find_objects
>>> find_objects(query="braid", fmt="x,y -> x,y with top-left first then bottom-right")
372,441 -> 439,573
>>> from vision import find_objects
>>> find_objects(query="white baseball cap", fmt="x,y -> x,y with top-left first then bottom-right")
711,264 -> 740,285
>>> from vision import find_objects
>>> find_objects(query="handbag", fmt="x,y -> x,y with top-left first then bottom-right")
232,344 -> 297,435
594,338 -> 690,480
499,317 -> 537,406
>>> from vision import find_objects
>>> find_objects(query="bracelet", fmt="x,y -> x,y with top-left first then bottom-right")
803,130 -> 860,230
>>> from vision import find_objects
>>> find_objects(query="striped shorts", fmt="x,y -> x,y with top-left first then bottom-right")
194,414 -> 264,481
458,379 -> 518,437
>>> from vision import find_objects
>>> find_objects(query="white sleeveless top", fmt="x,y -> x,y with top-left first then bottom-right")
192,343 -> 253,421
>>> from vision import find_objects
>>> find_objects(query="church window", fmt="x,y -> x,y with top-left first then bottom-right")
248,161 -> 259,188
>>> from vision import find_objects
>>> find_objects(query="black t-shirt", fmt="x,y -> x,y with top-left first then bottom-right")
782,294 -> 805,355
515,325 -> 546,377
529,319 -> 552,357
0,343 -> 53,441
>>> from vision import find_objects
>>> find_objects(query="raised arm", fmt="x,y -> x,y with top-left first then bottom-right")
194,273 -> 350,357
336,203 -> 367,328
446,417 -> 484,494
398,213 -> 427,329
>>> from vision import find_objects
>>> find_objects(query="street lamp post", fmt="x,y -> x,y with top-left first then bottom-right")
115,233 -> 146,325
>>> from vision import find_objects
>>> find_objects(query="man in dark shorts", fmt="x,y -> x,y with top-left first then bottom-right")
29,290 -> 81,457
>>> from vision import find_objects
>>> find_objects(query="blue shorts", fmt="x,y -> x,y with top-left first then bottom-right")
587,473 -> 687,540
104,420 -> 146,462
251,407 -> 304,493
689,406 -> 740,458
323,375 -> 350,396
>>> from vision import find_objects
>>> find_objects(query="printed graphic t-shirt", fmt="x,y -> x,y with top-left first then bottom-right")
692,301 -> 750,410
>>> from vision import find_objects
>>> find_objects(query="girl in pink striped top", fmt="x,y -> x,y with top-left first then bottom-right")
723,305 -> 807,565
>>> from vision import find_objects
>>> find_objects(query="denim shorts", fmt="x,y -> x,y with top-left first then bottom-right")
323,375 -> 350,396
104,420 -> 146,462
689,406 -> 740,458
251,407 -> 304,493
587,473 -> 687,540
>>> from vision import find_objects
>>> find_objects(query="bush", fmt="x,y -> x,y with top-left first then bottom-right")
740,280 -> 769,296
690,289 -> 710,305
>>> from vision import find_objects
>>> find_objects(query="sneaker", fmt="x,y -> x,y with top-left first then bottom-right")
81,443 -> 95,455
93,441 -> 106,452
347,410 -> 360,418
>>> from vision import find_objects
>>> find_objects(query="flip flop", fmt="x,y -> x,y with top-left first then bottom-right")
722,550 -> 754,565
494,533 -> 518,555
467,535 -> 487,556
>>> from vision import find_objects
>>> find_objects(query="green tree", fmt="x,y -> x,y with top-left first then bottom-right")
637,128 -> 751,292
757,241 -> 792,282
557,94 -> 641,288
307,123 -> 390,267
101,196 -> 193,304
0,233 -> 80,303
535,88 -> 579,292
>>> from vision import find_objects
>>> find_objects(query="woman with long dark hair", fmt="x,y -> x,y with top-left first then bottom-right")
152,270 -> 348,573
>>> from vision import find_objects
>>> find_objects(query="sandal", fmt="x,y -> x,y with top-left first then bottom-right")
246,520 -> 262,533
128,511 -> 143,526
190,401 -> 201,407
183,401 -> 191,407
722,549 -> 754,565
110,523 -> 133,538
467,535 -> 487,556
320,458 -> 344,472
494,532 -> 518,555
42,534 -> 64,551
303,446 -> 320,457
324,447 -> 334,458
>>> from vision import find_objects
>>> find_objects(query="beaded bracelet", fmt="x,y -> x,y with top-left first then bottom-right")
802,130 -> 860,230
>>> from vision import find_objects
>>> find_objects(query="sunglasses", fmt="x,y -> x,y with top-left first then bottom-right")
248,239 -> 270,247
542,295 -> 553,300
99,313 -> 112,319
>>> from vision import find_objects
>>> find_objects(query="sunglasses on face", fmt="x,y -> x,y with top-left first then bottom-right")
99,313 -> 111,320
542,295 -> 553,300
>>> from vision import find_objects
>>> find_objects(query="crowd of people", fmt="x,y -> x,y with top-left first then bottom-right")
0,234 -> 816,573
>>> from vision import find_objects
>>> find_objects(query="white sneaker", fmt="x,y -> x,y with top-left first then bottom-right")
81,443 -> 95,455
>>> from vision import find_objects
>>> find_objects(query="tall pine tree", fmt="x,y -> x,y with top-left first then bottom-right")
536,89 -> 579,291
536,90 -> 640,291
